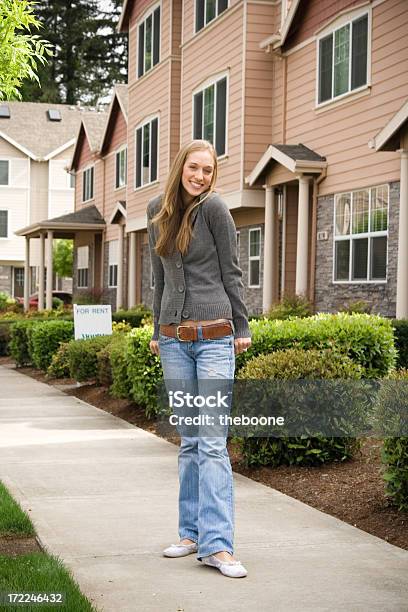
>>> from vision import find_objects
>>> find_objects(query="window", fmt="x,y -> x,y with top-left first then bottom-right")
0,210 -> 8,238
193,76 -> 227,156
108,240 -> 118,288
236,230 -> 240,263
82,167 -> 94,202
334,185 -> 388,282
138,5 -> 160,78
0,160 -> 9,186
248,228 -> 261,287
318,13 -> 368,104
195,0 -> 228,32
115,147 -> 127,189
77,246 -> 89,288
135,117 -> 158,188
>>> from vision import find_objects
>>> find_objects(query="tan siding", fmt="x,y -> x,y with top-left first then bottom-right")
284,185 -> 298,295
127,61 -> 171,220
182,0 -> 242,44
171,0 -> 182,55
266,164 -> 294,186
104,149 -> 127,241
244,2 -> 274,178
52,143 -> 75,162
233,208 -> 265,228
281,0 -> 408,195
181,5 -> 244,194
30,161 -> 48,224
0,137 -> 27,158
103,105 -> 127,156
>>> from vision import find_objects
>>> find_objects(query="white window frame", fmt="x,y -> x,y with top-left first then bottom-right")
77,246 -> 89,288
108,240 -> 119,288
82,166 -> 94,203
248,227 -> 262,288
134,115 -> 159,191
316,7 -> 371,108
332,184 -> 389,284
194,0 -> 229,33
115,146 -> 127,190
0,159 -> 9,186
192,71 -> 229,159
137,2 -> 161,79
0,209 -> 8,239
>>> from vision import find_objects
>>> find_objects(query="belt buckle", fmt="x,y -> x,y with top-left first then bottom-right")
176,325 -> 190,341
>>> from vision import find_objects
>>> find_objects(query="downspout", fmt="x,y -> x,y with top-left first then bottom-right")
282,54 -> 287,144
309,168 -> 327,307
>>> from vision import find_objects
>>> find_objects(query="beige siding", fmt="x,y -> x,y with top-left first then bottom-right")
127,61 -> 171,220
0,137 -> 27,158
30,161 -> 48,223
283,0 -> 408,195
52,143 -> 75,162
181,4 -> 244,194
182,0 -> 242,45
244,2 -> 274,178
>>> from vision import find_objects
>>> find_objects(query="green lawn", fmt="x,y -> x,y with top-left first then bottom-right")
0,481 -> 98,612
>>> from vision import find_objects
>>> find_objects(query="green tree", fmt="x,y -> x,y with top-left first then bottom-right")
53,240 -> 73,278
20,0 -> 127,105
0,0 -> 52,100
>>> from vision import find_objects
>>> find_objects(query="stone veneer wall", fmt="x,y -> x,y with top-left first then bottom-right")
314,181 -> 399,317
140,223 -> 264,318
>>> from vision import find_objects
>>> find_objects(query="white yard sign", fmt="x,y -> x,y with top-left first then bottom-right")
73,304 -> 112,340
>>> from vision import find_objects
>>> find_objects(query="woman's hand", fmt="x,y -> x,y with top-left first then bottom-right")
149,340 -> 160,356
234,337 -> 251,355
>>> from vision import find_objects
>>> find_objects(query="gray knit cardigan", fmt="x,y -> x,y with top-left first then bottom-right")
147,191 -> 251,341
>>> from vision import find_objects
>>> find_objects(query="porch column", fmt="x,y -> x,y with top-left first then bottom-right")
128,231 -> 137,308
263,186 -> 279,312
295,175 -> 310,296
38,232 -> 45,311
23,237 -> 30,312
396,150 -> 408,318
46,230 -> 53,310
117,224 -> 125,310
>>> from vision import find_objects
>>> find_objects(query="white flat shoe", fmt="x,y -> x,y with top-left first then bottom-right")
163,542 -> 198,557
202,554 -> 248,578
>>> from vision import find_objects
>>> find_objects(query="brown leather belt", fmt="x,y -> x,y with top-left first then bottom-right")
160,321 -> 233,342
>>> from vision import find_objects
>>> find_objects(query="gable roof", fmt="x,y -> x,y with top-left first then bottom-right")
246,143 -> 327,186
260,0 -> 302,50
69,111 -> 108,171
0,101 -> 102,161
100,84 -> 128,154
118,0 -> 132,32
15,205 -> 106,239
373,99 -> 408,152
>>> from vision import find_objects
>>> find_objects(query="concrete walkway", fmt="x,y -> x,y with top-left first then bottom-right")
0,365 -> 407,612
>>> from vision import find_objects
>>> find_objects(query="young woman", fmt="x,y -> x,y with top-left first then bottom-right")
147,139 -> 251,578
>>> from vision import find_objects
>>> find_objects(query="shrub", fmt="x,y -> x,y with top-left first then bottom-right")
375,369 -> 408,511
392,319 -> 408,369
110,334 -> 131,398
73,289 -> 105,305
9,320 -> 38,366
235,313 -> 397,378
67,335 -> 112,382
112,304 -> 152,328
47,342 -> 72,379
0,321 -> 14,356
339,299 -> 372,314
266,294 -> 313,320
30,320 -> 74,371
126,325 -> 162,417
236,348 -> 365,467
0,291 -> 15,311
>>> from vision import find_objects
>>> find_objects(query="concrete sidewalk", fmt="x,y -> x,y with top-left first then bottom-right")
0,364 -> 407,612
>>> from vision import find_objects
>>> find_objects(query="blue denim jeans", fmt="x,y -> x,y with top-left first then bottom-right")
158,328 -> 235,560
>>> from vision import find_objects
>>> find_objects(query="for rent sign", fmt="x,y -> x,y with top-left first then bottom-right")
73,304 -> 112,340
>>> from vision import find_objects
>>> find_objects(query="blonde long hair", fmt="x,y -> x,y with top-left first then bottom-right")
151,140 -> 218,257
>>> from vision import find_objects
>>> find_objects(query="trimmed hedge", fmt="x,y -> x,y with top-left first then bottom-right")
376,369 -> 408,511
126,325 -> 162,417
9,320 -> 38,366
95,333 -> 131,398
112,304 -> 152,328
392,319 -> 408,369
47,342 -> 72,379
236,348 -> 365,467
67,335 -> 112,382
30,321 -> 74,371
235,313 -> 397,377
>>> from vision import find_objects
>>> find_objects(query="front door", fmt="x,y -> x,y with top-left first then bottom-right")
13,267 -> 24,298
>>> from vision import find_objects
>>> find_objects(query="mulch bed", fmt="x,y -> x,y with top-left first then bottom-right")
2,356 -> 407,552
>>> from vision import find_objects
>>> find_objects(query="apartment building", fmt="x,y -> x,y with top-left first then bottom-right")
0,102 -> 86,298
42,0 -> 407,319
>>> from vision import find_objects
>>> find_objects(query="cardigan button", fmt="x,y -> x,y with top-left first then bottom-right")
176,262 -> 182,269
182,311 -> 189,318
178,285 -> 185,293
